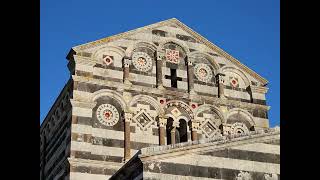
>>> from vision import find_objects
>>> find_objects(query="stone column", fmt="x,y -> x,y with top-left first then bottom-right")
156,51 -> 165,89
124,112 -> 132,161
191,121 -> 200,141
123,57 -> 131,84
187,59 -> 196,94
171,120 -> 180,145
158,117 -> 167,145
170,127 -> 176,145
216,73 -> 226,99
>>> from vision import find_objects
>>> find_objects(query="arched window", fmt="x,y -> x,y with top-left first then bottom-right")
176,119 -> 188,143
166,118 -> 188,144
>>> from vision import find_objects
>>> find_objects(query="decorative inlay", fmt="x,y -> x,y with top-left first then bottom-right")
132,52 -> 153,72
96,104 -> 119,126
229,76 -> 239,87
171,107 -> 182,118
194,63 -> 213,82
165,49 -> 180,64
102,55 -> 113,66
133,109 -> 154,131
230,122 -> 249,135
200,119 -> 221,138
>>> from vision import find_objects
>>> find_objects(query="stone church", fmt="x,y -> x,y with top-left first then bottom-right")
40,18 -> 280,180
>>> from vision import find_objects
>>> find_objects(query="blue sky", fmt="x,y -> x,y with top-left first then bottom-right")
40,0 -> 279,127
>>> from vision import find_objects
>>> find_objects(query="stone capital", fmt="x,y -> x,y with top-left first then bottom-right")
124,112 -> 133,122
216,73 -> 225,84
123,58 -> 131,67
156,51 -> 165,61
191,121 -> 200,132
158,117 -> 167,127
172,120 -> 180,128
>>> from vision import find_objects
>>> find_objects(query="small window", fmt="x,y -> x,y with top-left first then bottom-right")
176,34 -> 197,43
152,30 -> 167,37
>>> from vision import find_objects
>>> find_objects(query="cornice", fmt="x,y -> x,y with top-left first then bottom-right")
72,75 -> 270,111
70,99 -> 97,109
139,129 -> 280,161
249,85 -> 269,94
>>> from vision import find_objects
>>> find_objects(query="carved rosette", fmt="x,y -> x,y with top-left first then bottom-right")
132,52 -> 153,72
194,63 -> 213,82
96,104 -> 120,126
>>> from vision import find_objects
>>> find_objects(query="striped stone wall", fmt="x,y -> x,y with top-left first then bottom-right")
111,130 -> 280,180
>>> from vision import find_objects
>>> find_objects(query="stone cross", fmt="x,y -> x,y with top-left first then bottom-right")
165,69 -> 183,88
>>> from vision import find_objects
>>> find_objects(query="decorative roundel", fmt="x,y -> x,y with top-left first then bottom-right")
194,63 -> 213,82
230,122 -> 249,135
96,104 -> 120,126
132,52 -> 153,72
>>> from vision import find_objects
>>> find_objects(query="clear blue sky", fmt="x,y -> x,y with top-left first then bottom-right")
40,0 -> 279,127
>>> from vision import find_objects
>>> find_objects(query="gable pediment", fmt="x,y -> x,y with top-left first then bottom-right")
69,18 -> 268,86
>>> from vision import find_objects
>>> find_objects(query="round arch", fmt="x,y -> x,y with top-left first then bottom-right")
92,45 -> 126,61
220,66 -> 251,87
158,38 -> 190,54
164,100 -> 194,120
129,95 -> 165,116
125,40 -> 158,57
92,89 -> 128,112
188,51 -> 220,72
194,104 -> 225,123
226,108 -> 255,127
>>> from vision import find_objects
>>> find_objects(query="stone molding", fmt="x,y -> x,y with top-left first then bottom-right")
249,85 -> 269,94
70,99 -> 97,109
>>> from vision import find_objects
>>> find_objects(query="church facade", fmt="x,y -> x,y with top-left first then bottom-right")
40,18 -> 279,180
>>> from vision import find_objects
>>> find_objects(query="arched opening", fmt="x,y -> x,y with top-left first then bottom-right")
166,117 -> 174,145
166,118 -> 188,145
177,119 -> 188,143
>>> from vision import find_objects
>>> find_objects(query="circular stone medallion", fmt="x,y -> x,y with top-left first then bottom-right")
96,104 -> 119,126
132,52 -> 153,72
194,63 -> 213,82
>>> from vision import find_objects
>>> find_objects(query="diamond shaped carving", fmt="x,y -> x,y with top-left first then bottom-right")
171,107 -> 181,118
200,119 -> 220,138
133,109 -> 154,131
102,55 -> 113,66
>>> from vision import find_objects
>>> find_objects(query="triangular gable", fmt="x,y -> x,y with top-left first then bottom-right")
70,18 -> 268,85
